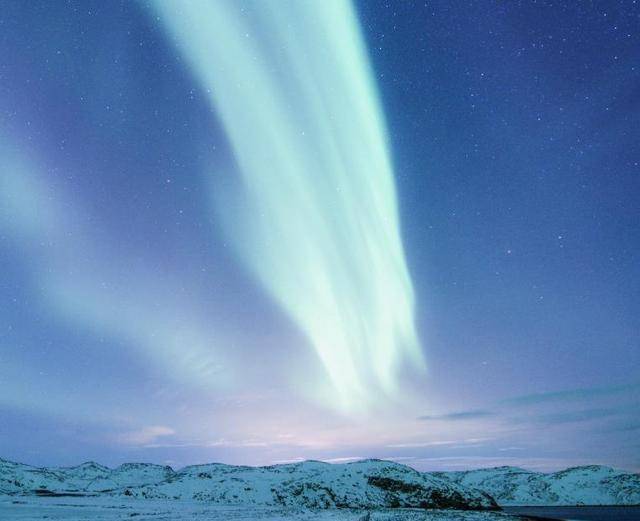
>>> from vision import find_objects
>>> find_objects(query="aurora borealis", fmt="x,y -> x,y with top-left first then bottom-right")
1,1 -> 639,472
152,0 -> 423,412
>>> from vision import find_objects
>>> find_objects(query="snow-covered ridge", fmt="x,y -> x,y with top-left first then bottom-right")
0,458 -> 173,496
0,458 -> 497,510
435,464 -> 640,506
4,457 -> 637,508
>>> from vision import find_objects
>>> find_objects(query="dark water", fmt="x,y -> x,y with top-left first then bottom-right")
503,506 -> 640,521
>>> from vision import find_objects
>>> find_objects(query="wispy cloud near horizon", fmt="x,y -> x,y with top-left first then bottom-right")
501,382 -> 640,406
118,426 -> 176,447
418,410 -> 495,421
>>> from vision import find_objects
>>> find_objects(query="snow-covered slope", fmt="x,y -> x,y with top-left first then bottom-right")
436,465 -> 640,506
0,496 -> 541,521
0,458 -> 174,496
0,458 -> 496,510
0,458 -> 69,494
7,457 -> 637,509
119,460 -> 497,509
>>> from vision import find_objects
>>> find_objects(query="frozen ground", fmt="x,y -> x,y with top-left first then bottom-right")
0,496 -> 530,521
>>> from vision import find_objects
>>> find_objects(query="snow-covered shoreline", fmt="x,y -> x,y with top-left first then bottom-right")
0,496 -> 535,521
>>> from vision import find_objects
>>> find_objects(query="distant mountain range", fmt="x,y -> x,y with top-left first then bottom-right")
436,465 -> 640,506
1,457 -> 638,509
0,458 -> 496,510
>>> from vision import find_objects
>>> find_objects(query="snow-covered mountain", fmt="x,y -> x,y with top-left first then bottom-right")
4,457 -> 637,509
436,465 -> 640,506
0,458 -> 173,496
0,458 -> 497,510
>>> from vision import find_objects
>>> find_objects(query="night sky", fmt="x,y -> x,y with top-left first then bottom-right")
1,1 -> 639,472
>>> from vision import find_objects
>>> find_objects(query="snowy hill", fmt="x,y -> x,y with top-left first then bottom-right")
436,465 -> 640,506
0,458 -> 497,510
0,458 -> 173,496
5,457 -> 637,509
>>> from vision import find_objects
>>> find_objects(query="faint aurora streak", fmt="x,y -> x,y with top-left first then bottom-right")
151,0 -> 424,411
0,138 -> 226,392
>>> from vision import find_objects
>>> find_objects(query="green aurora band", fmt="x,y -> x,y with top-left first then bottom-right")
151,0 -> 424,412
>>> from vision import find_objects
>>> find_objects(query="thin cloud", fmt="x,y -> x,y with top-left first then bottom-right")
530,407 -> 622,426
607,422 -> 640,433
417,410 -> 494,421
503,382 -> 640,407
386,440 -> 457,448
118,425 -> 175,446
388,437 -> 494,449
501,402 -> 638,429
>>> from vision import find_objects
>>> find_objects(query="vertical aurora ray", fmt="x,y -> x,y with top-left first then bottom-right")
151,0 -> 424,411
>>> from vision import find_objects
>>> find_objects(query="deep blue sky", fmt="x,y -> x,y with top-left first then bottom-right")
0,1 -> 638,472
